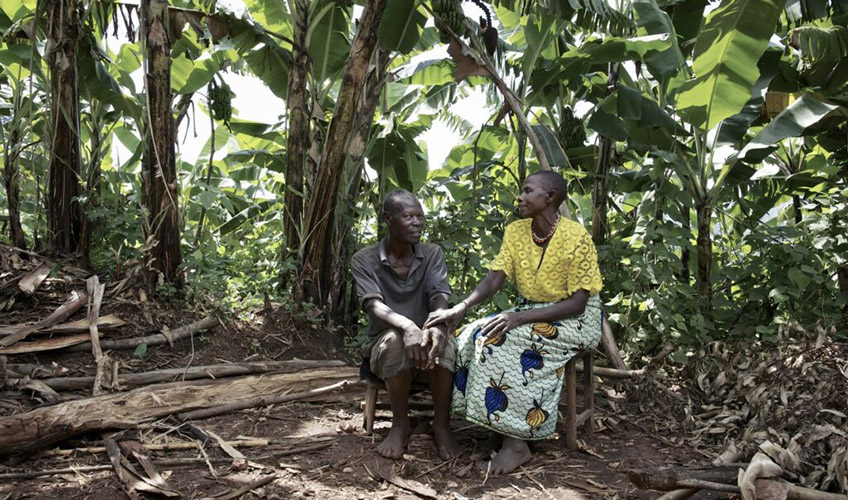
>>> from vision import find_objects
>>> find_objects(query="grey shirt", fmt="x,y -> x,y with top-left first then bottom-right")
351,240 -> 451,339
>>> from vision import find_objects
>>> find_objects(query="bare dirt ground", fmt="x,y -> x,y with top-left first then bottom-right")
3,247 -> 845,499
0,294 -> 719,500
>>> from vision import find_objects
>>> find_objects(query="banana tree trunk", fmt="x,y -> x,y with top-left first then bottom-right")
45,0 -> 82,257
2,129 -> 27,250
283,0 -> 310,256
679,202 -> 691,284
141,0 -> 182,286
695,202 -> 713,312
298,0 -> 388,308
592,65 -> 619,246
328,48 -> 390,323
592,136 -> 612,246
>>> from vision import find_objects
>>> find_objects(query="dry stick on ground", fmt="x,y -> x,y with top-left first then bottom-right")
211,474 -> 278,500
177,379 -> 353,421
86,275 -> 107,395
3,444 -> 329,480
11,359 -> 347,391
364,462 -> 438,500
0,366 -> 357,458
634,465 -> 848,500
63,315 -> 218,353
0,289 -> 88,346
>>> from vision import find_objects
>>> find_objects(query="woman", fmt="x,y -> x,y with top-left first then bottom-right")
424,170 -> 603,475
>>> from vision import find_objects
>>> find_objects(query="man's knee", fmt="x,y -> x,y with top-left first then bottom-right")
370,329 -> 408,380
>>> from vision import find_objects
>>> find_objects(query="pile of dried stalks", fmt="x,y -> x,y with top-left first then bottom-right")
680,324 -> 848,493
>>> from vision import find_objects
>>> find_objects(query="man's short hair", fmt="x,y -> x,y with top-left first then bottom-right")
528,170 -> 568,205
382,189 -> 419,216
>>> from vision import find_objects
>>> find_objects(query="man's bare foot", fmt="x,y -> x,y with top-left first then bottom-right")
376,419 -> 410,459
432,422 -> 461,460
489,436 -> 531,475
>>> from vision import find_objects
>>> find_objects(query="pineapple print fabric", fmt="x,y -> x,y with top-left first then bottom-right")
452,295 -> 602,440
491,218 -> 602,302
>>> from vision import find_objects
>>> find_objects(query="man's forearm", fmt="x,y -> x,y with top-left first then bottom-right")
365,299 -> 417,332
428,294 -> 450,334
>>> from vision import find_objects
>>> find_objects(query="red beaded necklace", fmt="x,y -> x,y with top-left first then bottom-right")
531,216 -> 559,246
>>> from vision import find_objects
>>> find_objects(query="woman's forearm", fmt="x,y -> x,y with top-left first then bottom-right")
462,270 -> 506,308
518,289 -> 590,324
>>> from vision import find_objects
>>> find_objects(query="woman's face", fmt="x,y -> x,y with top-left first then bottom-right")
518,176 -> 553,218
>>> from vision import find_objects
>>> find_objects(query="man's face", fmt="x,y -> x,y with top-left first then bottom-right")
385,197 -> 424,245
517,175 -> 552,218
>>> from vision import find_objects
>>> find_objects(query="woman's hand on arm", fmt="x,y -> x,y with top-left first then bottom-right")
364,298 -> 430,369
423,270 -> 507,330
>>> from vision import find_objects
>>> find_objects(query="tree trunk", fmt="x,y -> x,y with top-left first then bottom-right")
141,0 -> 182,286
592,65 -> 619,246
327,48 -> 391,323
45,0 -> 82,257
78,105 -> 104,269
283,0 -> 310,257
696,202 -> 712,312
2,128 -> 27,249
298,0 -> 389,308
592,136 -> 612,246
678,201 -> 690,284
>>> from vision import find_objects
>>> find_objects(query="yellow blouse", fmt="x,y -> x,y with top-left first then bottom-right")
491,218 -> 603,302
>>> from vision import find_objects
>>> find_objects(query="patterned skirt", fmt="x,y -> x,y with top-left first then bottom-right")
451,294 -> 602,440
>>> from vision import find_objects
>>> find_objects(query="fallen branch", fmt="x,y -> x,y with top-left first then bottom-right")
177,378 -> 353,421
16,359 -> 346,391
364,462 -> 437,499
210,474 -> 278,500
630,466 -> 848,500
63,315 -> 218,353
601,315 -> 627,370
0,290 -> 88,346
0,450 -> 321,480
0,366 -> 357,459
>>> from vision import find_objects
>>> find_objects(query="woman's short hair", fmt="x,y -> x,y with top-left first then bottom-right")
528,171 -> 568,205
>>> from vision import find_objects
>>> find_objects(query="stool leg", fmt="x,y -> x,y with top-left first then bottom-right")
364,384 -> 378,434
582,351 -> 594,434
565,357 -> 577,450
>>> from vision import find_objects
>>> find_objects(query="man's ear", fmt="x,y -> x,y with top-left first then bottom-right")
381,211 -> 391,226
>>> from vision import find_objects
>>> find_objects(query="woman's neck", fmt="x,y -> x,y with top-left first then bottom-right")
531,212 -> 559,237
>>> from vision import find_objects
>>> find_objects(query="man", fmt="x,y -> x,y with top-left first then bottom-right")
351,189 -> 460,460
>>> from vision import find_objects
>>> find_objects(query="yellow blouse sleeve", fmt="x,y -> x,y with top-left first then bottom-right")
490,223 -> 515,282
565,228 -> 603,297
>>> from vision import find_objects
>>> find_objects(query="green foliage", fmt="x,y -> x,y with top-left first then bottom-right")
1,0 -> 847,362
675,0 -> 784,130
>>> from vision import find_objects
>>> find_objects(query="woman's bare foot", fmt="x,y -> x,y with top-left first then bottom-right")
489,436 -> 531,475
432,422 -> 461,460
376,418 -> 410,459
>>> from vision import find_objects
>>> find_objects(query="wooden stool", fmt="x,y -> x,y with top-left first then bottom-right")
362,377 -> 430,434
560,349 -> 595,450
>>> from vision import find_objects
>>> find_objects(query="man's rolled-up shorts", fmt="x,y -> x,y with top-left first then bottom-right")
363,329 -> 456,380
